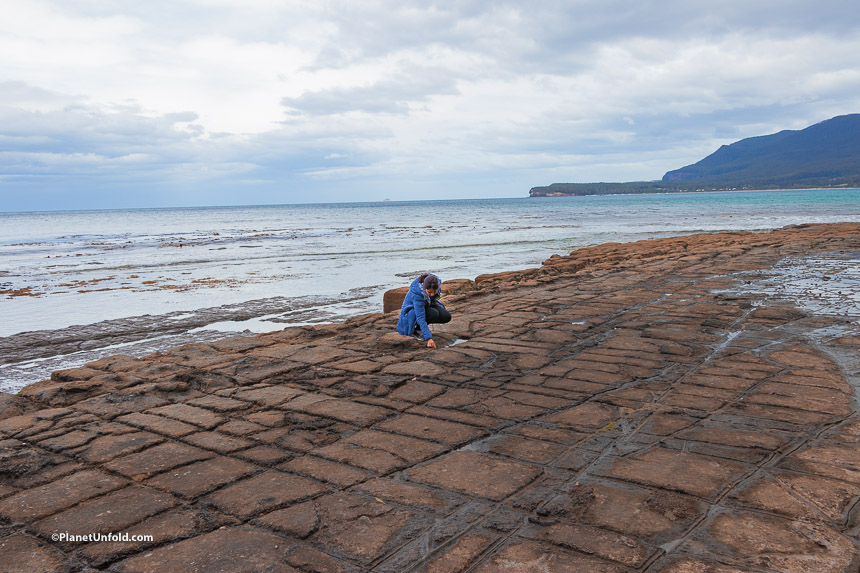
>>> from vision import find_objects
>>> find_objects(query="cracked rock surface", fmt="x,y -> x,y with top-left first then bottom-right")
1,223 -> 859,572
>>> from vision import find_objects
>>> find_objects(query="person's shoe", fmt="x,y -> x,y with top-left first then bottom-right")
413,326 -> 424,341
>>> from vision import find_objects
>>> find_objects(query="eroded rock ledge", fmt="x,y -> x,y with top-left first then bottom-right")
1,223 -> 859,572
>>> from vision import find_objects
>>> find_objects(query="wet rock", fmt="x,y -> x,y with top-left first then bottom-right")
0,534 -> 69,573
0,394 -> 39,422
3,223 -> 860,571
114,527 -> 294,573
409,451 -> 541,501
701,512 -> 857,572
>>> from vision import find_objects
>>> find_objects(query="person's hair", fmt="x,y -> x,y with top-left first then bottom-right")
420,273 -> 439,291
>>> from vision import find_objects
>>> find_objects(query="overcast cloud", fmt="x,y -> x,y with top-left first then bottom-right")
2,0 -> 859,210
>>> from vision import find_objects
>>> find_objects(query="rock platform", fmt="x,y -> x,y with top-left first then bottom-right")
1,223 -> 859,572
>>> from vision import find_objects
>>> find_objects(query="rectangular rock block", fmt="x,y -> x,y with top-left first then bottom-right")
145,456 -> 259,498
204,470 -> 326,519
0,470 -> 127,522
105,442 -> 214,480
33,486 -> 177,538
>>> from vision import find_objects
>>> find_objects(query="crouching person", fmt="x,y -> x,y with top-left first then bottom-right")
395,273 -> 451,349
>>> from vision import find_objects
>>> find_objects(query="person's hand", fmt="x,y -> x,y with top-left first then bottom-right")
426,339 -> 437,349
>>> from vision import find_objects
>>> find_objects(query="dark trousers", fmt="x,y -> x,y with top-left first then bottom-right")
425,301 -> 452,325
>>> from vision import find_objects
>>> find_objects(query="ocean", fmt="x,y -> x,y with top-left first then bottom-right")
2,188 -> 859,393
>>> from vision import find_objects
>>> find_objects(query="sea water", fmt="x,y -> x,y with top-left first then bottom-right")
1,188 -> 859,392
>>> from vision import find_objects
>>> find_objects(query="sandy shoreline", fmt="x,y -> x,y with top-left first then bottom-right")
1,223 -> 859,571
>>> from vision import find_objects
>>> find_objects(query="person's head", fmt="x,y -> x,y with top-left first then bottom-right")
421,274 -> 439,296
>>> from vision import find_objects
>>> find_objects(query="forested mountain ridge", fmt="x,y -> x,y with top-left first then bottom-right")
530,114 -> 860,197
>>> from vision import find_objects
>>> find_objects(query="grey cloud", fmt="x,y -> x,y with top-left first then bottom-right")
0,87 -> 360,193
0,81 -> 81,108
0,95 -> 237,193
0,101 -> 202,157
308,1 -> 860,75
164,111 -> 199,123
282,85 -> 412,116
281,67 -> 460,116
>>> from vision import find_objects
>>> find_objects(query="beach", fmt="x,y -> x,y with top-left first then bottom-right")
1,222 -> 859,571
3,189 -> 859,394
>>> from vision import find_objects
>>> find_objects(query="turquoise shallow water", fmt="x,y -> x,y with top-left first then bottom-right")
2,188 -> 858,338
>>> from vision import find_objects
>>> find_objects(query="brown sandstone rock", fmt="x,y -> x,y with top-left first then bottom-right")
4,223 -> 860,572
0,534 -> 69,573
383,286 -> 410,314
0,394 -> 39,422
114,527 -> 294,573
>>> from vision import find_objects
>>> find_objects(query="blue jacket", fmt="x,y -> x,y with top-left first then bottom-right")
396,275 -> 444,340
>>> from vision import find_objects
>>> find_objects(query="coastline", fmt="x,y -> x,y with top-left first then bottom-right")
3,188 -> 857,395
1,222 -> 859,571
531,185 -> 859,197
529,184 -> 860,198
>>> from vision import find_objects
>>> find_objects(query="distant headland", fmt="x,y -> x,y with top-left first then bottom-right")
530,114 -> 860,197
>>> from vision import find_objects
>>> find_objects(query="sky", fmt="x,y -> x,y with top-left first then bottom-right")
1,0 -> 859,211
